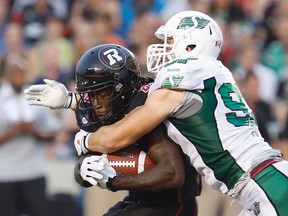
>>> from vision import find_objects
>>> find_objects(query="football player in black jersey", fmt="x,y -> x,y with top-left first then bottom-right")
25,44 -> 201,216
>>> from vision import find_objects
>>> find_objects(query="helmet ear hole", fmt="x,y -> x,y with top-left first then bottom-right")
114,72 -> 120,81
186,45 -> 196,52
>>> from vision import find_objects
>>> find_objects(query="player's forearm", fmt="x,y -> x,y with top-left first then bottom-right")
86,90 -> 179,154
87,111 -> 153,153
86,120 -> 130,153
110,166 -> 183,192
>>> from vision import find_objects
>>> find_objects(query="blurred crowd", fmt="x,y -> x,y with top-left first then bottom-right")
0,0 -> 287,215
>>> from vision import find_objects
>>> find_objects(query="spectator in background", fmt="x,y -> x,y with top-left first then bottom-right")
259,0 -> 280,49
28,17 -> 74,85
236,0 -> 268,27
232,41 -> 279,143
42,17 -> 73,69
127,12 -> 164,74
70,0 -> 122,33
211,0 -> 244,23
118,0 -> 166,40
92,12 -> 126,46
70,0 -> 104,21
69,19 -> 99,68
11,0 -> 68,22
233,41 -> 278,104
11,0 -> 68,45
30,40 -> 72,86
261,0 -> 288,89
209,0 -> 245,69
237,71 -> 275,143
69,0 -> 124,67
0,22 -> 27,60
260,0 -> 288,145
0,21 -> 31,83
0,52 -> 61,216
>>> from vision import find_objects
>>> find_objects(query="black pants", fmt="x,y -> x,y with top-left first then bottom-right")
103,196 -> 198,216
0,177 -> 49,216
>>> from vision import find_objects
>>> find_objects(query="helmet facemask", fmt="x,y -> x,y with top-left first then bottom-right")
147,28 -> 175,73
76,79 -> 127,131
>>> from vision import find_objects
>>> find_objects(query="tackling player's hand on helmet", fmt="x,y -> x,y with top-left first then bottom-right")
74,130 -> 91,156
24,79 -> 76,109
80,154 -> 117,189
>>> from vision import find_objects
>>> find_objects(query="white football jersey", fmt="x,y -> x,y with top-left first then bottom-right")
149,56 -> 275,195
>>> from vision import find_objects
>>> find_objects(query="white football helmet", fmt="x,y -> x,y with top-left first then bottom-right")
147,11 -> 223,73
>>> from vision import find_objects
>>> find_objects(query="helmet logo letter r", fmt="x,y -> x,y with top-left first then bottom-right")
103,49 -> 123,65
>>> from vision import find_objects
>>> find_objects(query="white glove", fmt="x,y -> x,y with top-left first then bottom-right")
24,79 -> 76,109
74,130 -> 91,156
80,154 -> 117,190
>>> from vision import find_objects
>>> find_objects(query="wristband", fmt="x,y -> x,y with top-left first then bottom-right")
106,177 -> 117,192
66,92 -> 76,109
82,133 -> 91,154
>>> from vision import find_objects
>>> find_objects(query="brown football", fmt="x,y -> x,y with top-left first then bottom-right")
74,146 -> 154,188
107,146 -> 154,176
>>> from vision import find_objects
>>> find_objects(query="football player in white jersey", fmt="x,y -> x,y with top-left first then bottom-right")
24,11 -> 288,216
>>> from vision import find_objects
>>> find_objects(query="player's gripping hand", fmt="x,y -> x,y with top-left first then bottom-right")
24,79 -> 76,109
74,130 -> 91,156
80,154 -> 117,189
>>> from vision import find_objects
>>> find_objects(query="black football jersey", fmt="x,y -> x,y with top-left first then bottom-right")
75,77 -> 202,201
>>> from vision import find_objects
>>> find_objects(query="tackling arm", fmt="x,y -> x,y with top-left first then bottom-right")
83,88 -> 184,154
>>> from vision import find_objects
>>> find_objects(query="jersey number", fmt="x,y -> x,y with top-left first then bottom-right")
218,83 -> 254,127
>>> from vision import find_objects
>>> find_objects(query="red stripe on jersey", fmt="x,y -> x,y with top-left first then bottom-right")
140,83 -> 152,93
176,189 -> 183,216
